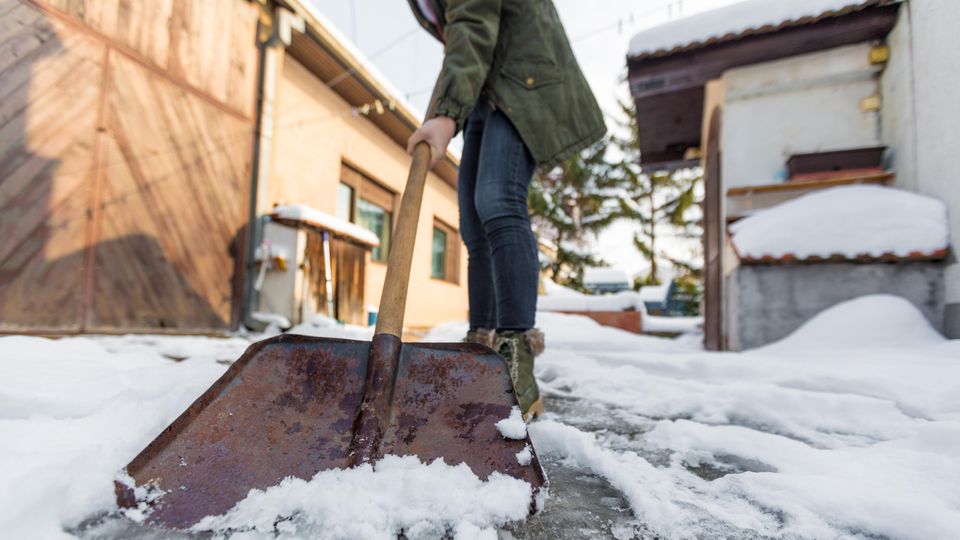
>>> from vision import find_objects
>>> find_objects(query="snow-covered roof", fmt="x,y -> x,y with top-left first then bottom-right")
638,283 -> 671,303
583,267 -> 631,285
272,204 -> 381,247
628,0 -> 893,60
729,185 -> 950,263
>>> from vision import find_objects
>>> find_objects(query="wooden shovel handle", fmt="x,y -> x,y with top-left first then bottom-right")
374,142 -> 432,337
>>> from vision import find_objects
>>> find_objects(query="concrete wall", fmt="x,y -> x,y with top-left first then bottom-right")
880,0 -> 960,337
269,56 -> 469,329
729,263 -> 945,350
721,43 -> 883,189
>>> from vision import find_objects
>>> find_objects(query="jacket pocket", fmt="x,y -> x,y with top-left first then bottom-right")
501,58 -> 564,90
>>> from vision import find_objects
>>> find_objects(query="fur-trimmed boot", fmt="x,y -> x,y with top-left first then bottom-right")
495,329 -> 545,422
463,328 -> 496,349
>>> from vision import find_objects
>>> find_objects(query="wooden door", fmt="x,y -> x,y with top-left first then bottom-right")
335,241 -> 367,325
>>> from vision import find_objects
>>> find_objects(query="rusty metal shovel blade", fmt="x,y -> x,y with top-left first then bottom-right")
115,333 -> 547,529
116,143 -> 547,528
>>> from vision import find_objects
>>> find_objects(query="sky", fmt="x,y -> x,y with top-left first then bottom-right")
308,0 -> 740,277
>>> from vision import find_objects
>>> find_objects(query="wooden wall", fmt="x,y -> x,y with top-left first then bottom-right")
0,0 -> 261,332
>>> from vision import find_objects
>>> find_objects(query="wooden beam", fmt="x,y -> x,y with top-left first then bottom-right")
627,5 -> 900,99
726,171 -> 893,197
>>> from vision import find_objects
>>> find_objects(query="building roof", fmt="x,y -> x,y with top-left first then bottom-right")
281,0 -> 459,187
629,0 -> 896,60
272,204 -> 381,247
625,0 -> 901,169
729,185 -> 950,264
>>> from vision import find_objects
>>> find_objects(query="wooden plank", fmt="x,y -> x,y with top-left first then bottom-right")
89,52 -> 252,330
35,0 -> 260,116
702,107 -> 723,351
335,239 -> 366,325
726,171 -> 894,197
0,6 -> 103,332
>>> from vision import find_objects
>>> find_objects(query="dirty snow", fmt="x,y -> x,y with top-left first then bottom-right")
629,0 -> 877,58
1,295 -> 959,538
730,185 -> 950,259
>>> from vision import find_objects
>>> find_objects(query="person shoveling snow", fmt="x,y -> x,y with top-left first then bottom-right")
407,0 -> 606,422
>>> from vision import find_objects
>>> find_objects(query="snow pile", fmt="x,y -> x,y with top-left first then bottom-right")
643,315 -> 702,335
759,294 -> 945,351
193,455 -> 532,539
0,335 -> 234,539
538,290 -> 646,313
637,282 -> 670,303
495,407 -> 528,440
538,278 -> 647,313
582,267 -> 631,286
528,296 -> 960,538
730,185 -> 949,259
629,0 -> 876,58
287,313 -> 374,340
273,204 -> 381,246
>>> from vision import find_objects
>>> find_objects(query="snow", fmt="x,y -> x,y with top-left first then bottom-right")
629,0 -> 878,58
521,295 -> 960,538
730,185 -> 950,260
637,282 -> 669,303
273,204 -> 381,247
515,446 -> 533,466
583,267 -> 630,286
192,455 -> 532,539
643,315 -> 702,335
495,407 -> 528,440
3,295 -> 960,538
537,290 -> 646,313
538,278 -> 647,313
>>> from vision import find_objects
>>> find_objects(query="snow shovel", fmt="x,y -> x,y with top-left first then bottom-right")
115,142 -> 547,529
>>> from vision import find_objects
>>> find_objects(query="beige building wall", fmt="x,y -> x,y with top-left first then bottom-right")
268,56 -> 468,329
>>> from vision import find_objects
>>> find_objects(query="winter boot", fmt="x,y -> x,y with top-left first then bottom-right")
495,329 -> 545,422
463,328 -> 496,349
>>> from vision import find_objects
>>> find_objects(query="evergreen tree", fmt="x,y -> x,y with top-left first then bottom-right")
528,139 -> 621,289
610,99 -> 703,288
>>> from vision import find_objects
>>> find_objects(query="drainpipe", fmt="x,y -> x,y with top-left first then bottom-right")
241,4 -> 303,331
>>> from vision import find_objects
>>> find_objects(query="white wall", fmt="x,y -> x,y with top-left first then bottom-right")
882,0 -> 960,336
721,43 -> 884,189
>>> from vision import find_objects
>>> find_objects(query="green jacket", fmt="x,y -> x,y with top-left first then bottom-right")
408,0 -> 606,167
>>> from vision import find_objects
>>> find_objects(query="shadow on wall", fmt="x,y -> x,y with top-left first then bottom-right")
0,5 -> 71,330
0,2 -> 248,333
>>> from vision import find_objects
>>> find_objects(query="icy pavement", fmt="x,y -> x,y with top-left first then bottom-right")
1,295 -> 959,539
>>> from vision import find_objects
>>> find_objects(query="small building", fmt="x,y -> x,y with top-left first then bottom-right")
627,0 -> 957,348
0,0 -> 467,335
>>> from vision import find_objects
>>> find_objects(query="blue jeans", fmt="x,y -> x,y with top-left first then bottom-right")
458,100 -> 538,331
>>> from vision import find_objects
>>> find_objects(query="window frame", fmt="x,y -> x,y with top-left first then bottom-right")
340,162 -> 396,264
430,218 -> 460,284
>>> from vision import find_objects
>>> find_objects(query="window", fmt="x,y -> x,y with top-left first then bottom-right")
341,163 -> 395,263
431,227 -> 447,279
431,219 -> 459,283
357,198 -> 391,262
336,183 -> 354,223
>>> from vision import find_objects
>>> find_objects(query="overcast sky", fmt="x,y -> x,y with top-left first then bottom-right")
308,0 -> 740,276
